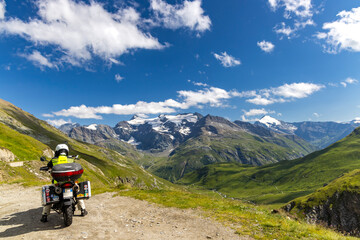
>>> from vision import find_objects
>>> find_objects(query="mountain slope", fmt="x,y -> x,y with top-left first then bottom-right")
149,115 -> 316,182
0,99 -> 170,190
179,127 -> 360,204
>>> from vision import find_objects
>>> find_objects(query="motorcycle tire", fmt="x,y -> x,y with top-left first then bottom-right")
63,205 -> 73,227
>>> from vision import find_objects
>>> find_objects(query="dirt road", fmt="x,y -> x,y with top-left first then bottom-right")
0,185 -> 247,240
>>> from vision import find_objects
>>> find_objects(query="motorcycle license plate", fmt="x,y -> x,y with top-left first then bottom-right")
63,188 -> 73,198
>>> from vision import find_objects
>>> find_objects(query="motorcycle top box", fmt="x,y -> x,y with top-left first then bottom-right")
51,163 -> 83,182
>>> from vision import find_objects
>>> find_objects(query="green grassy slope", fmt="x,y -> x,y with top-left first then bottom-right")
179,127 -> 360,204
0,122 -> 49,160
0,99 -> 172,191
118,188 -> 356,240
150,129 -> 315,182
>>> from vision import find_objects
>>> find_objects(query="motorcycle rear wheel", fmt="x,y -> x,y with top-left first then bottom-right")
63,205 -> 73,226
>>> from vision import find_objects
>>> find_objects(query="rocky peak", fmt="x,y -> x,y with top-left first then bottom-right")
58,123 -> 80,134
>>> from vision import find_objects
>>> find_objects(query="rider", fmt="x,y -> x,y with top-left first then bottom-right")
40,144 -> 88,223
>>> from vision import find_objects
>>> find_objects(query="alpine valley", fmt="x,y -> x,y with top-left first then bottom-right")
60,114 -> 360,182
2,98 -> 360,238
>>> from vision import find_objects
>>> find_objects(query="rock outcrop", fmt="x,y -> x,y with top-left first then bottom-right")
285,191 -> 360,236
0,147 -> 16,162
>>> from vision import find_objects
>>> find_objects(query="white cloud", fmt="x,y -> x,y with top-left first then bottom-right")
0,0 -> 5,20
257,40 -> 275,53
340,77 -> 358,87
0,0 -> 164,65
268,0 -> 279,10
274,22 -> 295,38
270,0 -> 313,19
317,7 -> 360,53
52,86 -> 238,119
246,96 -> 277,106
42,113 -> 54,118
178,87 -> 234,108
191,81 -> 209,87
23,51 -> 55,68
109,58 -> 123,65
271,82 -> 324,98
46,119 -> 72,127
53,100 -> 181,119
245,82 -> 324,106
243,108 -> 273,117
345,78 -> 358,84
50,82 -> 324,119
213,52 -> 241,67
269,0 -> 315,38
150,0 -> 211,32
313,112 -> 320,118
115,74 -> 124,83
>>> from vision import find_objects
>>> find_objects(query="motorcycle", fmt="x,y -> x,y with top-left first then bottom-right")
40,156 -> 91,226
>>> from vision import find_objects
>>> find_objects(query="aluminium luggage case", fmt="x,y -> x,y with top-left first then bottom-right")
76,181 -> 91,199
41,185 -> 60,206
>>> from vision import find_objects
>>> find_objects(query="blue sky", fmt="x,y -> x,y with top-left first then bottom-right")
0,0 -> 360,127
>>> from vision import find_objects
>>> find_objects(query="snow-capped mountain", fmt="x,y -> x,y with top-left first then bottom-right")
64,113 -> 203,153
255,116 -> 298,135
256,115 -> 360,149
114,113 -> 203,152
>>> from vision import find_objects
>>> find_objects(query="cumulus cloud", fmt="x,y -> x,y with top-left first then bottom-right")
50,82 -> 324,119
53,99 -> 181,119
317,7 -> 360,53
178,87 -> 234,108
150,0 -> 211,32
245,82 -> 325,106
0,0 -> 164,66
270,0 -> 313,18
257,40 -> 275,53
268,0 -> 279,10
269,0 -> 315,38
272,82 -> 324,98
274,22 -> 296,38
46,118 -> 72,127
243,108 -> 274,117
340,77 -> 358,87
115,74 -> 124,83
0,0 -> 5,20
213,52 -> 241,67
52,86 -> 241,119
23,51 -> 55,69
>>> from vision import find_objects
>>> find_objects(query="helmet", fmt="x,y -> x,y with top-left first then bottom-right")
55,144 -> 69,157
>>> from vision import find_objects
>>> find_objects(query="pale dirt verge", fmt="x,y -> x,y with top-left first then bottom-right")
0,184 -> 250,240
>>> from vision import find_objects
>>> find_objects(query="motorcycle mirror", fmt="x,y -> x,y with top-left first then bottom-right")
40,156 -> 46,162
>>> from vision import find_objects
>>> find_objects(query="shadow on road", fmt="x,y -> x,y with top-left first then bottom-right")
0,207 -> 64,238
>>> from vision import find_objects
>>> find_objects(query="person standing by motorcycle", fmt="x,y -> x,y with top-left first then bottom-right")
40,144 -> 88,223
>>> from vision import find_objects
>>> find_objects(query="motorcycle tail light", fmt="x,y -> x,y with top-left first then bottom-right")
62,182 -> 73,188
52,169 -> 84,179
